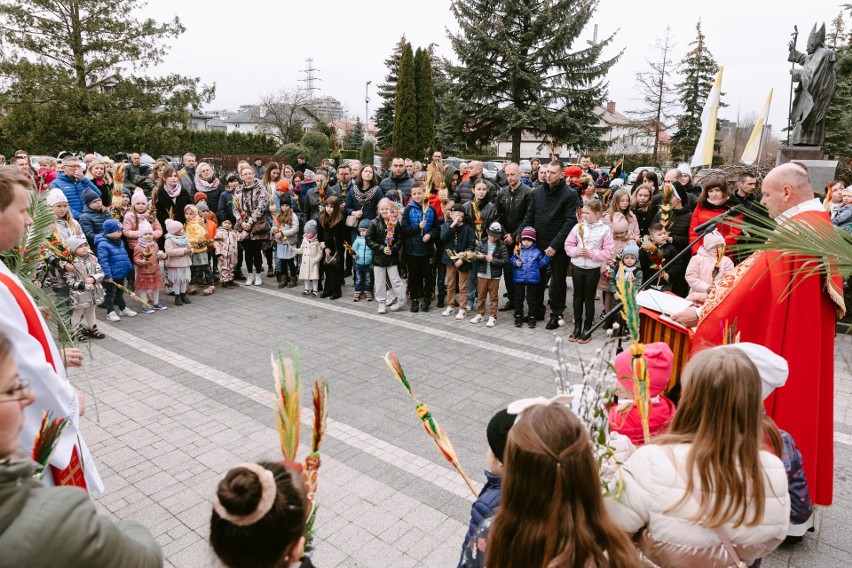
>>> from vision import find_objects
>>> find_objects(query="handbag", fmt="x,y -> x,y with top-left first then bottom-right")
250,217 -> 270,236
345,213 -> 359,228
665,447 -> 748,568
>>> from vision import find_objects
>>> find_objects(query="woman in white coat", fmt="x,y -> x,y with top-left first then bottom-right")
607,346 -> 790,567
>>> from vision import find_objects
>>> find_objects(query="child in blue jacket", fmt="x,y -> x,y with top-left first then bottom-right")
510,227 -> 552,328
458,408 -> 514,568
352,219 -> 374,301
95,219 -> 137,322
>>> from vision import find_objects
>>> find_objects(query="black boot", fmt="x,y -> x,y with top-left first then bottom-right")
527,315 -> 537,329
180,293 -> 192,304
568,325 -> 581,341
410,300 -> 420,313
287,275 -> 298,288
436,296 -> 445,308
514,314 -> 524,328
277,272 -> 286,288
420,298 -> 430,312
545,314 -> 561,330
174,294 -> 183,306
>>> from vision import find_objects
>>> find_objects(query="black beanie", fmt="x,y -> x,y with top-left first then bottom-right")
486,408 -> 515,463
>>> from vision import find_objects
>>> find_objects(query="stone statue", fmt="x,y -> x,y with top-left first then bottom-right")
787,22 -> 836,146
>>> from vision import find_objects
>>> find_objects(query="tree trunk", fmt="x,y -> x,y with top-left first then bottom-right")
512,129 -> 521,163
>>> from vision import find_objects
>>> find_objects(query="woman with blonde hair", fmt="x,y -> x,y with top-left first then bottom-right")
607,347 -> 790,567
85,159 -> 115,206
261,162 -> 282,277
462,401 -> 640,568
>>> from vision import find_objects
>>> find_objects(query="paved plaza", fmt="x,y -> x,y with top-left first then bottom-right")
69,279 -> 852,567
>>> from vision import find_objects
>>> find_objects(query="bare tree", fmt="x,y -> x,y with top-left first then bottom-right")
257,87 -> 313,144
630,27 -> 678,165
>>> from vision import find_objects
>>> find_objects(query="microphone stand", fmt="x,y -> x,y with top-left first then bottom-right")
578,215 -> 731,347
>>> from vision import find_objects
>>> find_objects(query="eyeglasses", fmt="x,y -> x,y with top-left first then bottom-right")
0,377 -> 31,402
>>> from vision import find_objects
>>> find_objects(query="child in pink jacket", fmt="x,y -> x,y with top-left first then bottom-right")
685,230 -> 735,304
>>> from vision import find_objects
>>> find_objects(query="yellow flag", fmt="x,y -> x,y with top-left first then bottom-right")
740,89 -> 773,166
690,68 -> 723,168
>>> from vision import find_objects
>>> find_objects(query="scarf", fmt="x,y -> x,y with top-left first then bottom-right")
163,181 -> 181,199
167,233 -> 188,247
354,184 -> 379,205
195,175 -> 220,194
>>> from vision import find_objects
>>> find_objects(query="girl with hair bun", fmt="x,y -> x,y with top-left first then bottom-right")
210,461 -> 311,568
461,401 -> 639,568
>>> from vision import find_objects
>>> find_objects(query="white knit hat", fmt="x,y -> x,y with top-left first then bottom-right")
717,342 -> 788,400
46,188 -> 68,206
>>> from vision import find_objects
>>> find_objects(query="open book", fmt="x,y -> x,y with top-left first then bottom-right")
636,290 -> 696,332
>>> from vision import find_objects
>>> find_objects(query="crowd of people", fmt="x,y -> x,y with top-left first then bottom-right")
0,147 -> 847,567
20,146 -> 852,341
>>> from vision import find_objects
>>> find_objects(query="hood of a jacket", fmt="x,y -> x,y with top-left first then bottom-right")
0,460 -> 39,535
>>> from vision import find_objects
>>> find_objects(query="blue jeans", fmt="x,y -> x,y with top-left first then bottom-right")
103,277 -> 126,313
466,260 -> 478,307
354,263 -> 373,293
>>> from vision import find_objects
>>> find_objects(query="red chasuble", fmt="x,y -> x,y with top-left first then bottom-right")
692,209 -> 845,506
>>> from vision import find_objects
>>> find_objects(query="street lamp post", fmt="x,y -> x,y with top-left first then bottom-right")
365,81 -> 372,139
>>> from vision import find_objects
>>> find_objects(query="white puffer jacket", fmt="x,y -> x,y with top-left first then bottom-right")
607,443 -> 789,568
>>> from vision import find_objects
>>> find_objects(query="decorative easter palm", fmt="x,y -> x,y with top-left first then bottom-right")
31,411 -> 70,480
383,353 -> 477,496
615,272 -> 651,444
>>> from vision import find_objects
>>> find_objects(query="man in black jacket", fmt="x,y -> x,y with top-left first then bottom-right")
496,163 -> 531,311
453,161 -> 497,205
521,160 -> 580,329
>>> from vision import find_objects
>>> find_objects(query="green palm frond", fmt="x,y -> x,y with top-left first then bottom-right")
1,191 -> 78,348
731,216 -> 852,279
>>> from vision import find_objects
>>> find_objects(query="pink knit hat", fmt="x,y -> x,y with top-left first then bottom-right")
609,212 -> 629,234
702,230 -> 726,252
138,220 -> 153,236
131,189 -> 147,206
165,219 -> 183,234
614,342 -> 674,397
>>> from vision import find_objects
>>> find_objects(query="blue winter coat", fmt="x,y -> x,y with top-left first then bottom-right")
50,173 -> 100,219
458,471 -> 501,568
400,202 -> 438,257
780,429 -> 813,525
95,234 -> 133,280
352,235 -> 372,267
511,245 -> 552,284
79,207 -> 112,251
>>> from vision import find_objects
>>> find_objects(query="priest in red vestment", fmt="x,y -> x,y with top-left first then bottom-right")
0,166 -> 103,493
673,163 -> 844,506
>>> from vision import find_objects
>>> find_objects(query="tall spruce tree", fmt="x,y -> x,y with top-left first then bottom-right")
349,117 -> 365,149
824,44 -> 852,157
392,42 -> 419,159
444,0 -> 619,161
414,48 -> 436,158
0,0 -> 213,152
671,21 -> 720,162
375,35 -> 407,149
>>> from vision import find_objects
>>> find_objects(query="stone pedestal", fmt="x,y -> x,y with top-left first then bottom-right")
777,146 -> 824,164
775,146 -> 837,194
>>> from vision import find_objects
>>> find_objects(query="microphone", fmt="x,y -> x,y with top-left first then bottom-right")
692,204 -> 743,234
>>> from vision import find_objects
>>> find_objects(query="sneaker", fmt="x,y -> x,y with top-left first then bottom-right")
245,272 -> 255,286
120,308 -> 137,317
514,315 -> 523,327
455,310 -> 467,320
378,302 -> 387,314
442,307 -> 454,317
389,300 -> 405,312
141,306 -> 155,314
254,273 -> 263,286
470,314 -> 484,324
311,290 -> 319,297
365,292 -> 373,302
485,316 -> 497,327
302,289 -> 309,296
152,303 -> 168,311
106,311 -> 120,322
353,293 -> 361,302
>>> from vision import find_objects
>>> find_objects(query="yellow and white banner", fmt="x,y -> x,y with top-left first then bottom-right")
740,89 -> 773,166
690,68 -> 723,168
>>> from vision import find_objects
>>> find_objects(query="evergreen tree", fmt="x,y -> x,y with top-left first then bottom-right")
0,0 -> 213,152
349,117 -> 365,149
825,44 -> 852,157
671,21 -> 720,162
392,42 -> 419,159
375,35 -> 407,149
444,0 -> 619,161
360,140 -> 375,167
415,48 -> 436,158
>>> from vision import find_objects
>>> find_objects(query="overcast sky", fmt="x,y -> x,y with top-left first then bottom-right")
144,0 -> 842,139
